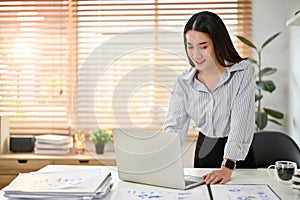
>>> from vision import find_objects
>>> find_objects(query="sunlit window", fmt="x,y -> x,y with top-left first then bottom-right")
0,0 -> 252,139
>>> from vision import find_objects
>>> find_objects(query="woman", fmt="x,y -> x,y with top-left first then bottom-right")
163,11 -> 256,184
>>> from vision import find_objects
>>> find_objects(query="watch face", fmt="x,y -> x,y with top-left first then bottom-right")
225,160 -> 236,169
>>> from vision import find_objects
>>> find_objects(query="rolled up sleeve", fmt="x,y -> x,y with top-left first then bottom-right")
224,65 -> 255,160
163,78 -> 190,144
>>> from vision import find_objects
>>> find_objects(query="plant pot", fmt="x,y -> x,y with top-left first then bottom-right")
95,144 -> 104,154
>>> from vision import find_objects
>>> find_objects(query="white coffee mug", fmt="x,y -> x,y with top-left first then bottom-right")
267,160 -> 297,181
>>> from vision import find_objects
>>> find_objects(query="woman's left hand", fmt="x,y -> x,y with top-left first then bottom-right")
202,166 -> 232,184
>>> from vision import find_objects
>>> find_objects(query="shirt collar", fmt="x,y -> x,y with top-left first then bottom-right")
181,67 -> 207,92
219,60 -> 249,87
181,60 -> 249,91
182,60 -> 248,81
182,66 -> 197,84
226,60 -> 248,73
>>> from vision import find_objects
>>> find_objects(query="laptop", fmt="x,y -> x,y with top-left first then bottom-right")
112,128 -> 205,190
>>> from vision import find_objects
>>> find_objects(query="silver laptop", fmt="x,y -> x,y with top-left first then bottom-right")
112,128 -> 205,190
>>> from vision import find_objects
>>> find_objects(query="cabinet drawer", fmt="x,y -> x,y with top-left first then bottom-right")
52,159 -> 103,165
100,159 -> 116,166
0,159 -> 51,175
0,174 -> 17,189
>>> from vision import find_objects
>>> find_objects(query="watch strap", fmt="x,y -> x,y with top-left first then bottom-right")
222,159 -> 236,170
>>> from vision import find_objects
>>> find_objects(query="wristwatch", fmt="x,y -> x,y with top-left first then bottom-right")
222,159 -> 236,170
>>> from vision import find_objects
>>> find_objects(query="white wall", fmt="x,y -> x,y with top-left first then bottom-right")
289,26 -> 300,146
252,0 -> 300,135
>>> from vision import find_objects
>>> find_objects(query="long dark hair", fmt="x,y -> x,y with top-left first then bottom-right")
184,11 -> 244,67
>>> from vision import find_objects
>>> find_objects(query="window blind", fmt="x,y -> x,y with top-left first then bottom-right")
73,0 -> 252,140
0,0 -> 77,135
0,0 -> 252,140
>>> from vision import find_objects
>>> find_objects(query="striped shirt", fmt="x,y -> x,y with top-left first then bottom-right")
163,60 -> 255,161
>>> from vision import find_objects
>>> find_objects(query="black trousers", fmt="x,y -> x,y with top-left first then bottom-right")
194,132 -> 257,168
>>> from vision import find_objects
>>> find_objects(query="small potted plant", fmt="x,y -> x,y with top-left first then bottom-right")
89,128 -> 112,154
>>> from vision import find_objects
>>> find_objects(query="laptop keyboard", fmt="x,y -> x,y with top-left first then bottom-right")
184,175 -> 205,187
185,180 -> 197,186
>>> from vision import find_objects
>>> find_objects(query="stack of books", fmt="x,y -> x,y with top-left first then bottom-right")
34,134 -> 73,155
292,173 -> 300,190
3,165 -> 113,199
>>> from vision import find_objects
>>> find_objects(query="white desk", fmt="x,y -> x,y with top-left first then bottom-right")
1,167 -> 299,199
102,167 -> 300,200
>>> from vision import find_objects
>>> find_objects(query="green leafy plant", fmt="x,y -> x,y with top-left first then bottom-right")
237,33 -> 284,130
89,128 -> 112,145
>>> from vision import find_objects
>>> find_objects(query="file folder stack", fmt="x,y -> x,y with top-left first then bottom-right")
34,134 -> 73,155
292,173 -> 300,190
3,165 -> 113,199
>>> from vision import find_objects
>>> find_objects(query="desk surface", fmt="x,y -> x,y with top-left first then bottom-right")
1,167 -> 299,200
102,167 -> 299,200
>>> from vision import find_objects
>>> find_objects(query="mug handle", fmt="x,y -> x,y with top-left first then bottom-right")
267,164 -> 276,178
267,164 -> 275,170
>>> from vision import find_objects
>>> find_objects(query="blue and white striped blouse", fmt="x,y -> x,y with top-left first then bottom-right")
163,60 -> 255,161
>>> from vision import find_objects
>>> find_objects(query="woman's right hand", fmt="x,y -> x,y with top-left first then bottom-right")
202,166 -> 233,184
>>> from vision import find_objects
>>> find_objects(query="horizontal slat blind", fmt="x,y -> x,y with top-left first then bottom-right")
73,0 -> 252,140
0,0 -> 252,138
0,0 -> 77,135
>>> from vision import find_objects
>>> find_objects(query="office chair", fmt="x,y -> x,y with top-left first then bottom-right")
252,131 -> 300,168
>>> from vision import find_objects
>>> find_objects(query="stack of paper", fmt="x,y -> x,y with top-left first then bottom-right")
292,173 -> 300,190
34,134 -> 73,155
3,165 -> 113,199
